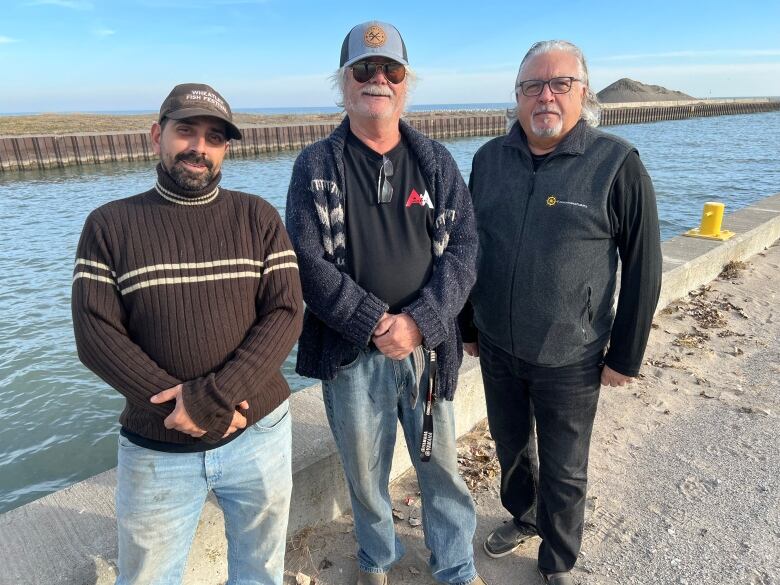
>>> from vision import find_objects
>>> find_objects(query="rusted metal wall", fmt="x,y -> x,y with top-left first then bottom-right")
2,102 -> 778,172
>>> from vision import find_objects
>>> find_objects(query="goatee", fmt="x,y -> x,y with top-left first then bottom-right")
168,152 -> 215,190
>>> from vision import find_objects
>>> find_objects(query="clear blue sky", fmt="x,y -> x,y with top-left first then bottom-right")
1,0 -> 779,113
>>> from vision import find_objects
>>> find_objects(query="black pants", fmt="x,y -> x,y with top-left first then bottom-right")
479,335 -> 602,573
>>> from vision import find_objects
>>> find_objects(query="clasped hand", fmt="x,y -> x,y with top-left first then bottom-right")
372,313 -> 423,360
150,384 -> 249,439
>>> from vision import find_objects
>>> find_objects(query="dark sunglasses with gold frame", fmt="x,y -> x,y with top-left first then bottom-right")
351,61 -> 407,84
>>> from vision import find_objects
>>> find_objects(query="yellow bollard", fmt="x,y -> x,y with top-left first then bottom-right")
699,202 -> 724,236
684,201 -> 735,241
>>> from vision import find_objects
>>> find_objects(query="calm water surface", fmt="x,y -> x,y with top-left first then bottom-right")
1,111 -> 779,513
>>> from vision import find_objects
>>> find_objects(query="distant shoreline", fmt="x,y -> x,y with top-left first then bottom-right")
2,97 -> 778,138
0,108 -> 510,137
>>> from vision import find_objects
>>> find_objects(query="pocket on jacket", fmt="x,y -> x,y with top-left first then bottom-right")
580,286 -> 593,340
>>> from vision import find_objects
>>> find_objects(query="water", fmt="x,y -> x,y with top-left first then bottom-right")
1,111 -> 779,514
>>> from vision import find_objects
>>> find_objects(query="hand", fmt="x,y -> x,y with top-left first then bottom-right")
373,312 -> 394,337
600,365 -> 634,387
150,384 -> 206,437
222,401 -> 250,438
463,341 -> 479,357
372,313 -> 423,360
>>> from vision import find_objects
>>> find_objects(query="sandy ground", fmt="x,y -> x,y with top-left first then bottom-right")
0,109 -> 506,137
597,79 -> 694,103
283,241 -> 780,585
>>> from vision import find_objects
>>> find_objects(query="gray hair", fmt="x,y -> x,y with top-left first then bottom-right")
506,40 -> 601,129
330,64 -> 418,110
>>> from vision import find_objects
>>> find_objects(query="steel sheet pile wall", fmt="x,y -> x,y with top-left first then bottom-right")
2,101 -> 778,172
599,100 -> 779,126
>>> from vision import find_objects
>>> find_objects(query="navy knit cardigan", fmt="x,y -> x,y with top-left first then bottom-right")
285,117 -> 478,400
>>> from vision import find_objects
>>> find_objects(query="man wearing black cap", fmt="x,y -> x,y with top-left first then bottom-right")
286,22 -> 485,585
72,83 -> 303,584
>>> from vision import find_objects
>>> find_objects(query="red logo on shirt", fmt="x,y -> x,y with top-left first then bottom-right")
405,189 -> 433,209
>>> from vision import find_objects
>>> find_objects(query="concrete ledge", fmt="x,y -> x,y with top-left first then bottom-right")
1,193 -> 779,584
658,192 -> 780,311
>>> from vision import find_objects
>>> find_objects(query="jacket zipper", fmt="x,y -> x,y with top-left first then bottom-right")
507,160 -> 537,354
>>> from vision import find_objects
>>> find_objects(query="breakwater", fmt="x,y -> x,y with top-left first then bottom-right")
599,98 -> 780,126
1,99 -> 778,172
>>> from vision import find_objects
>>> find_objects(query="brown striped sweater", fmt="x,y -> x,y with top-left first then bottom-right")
72,164 -> 303,444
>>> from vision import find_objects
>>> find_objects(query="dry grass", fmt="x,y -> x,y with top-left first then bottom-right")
719,260 -> 748,280
0,109 -> 506,137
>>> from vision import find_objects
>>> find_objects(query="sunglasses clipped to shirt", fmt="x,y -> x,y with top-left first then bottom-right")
351,61 -> 407,84
377,155 -> 394,204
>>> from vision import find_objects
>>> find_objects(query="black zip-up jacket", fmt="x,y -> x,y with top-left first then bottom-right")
460,120 -> 661,376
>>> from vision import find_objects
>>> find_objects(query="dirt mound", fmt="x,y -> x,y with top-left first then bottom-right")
598,78 -> 695,103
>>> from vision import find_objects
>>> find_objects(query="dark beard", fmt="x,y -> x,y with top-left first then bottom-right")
168,152 -> 215,190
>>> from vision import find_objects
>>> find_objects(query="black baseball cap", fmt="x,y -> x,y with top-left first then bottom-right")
159,83 -> 242,140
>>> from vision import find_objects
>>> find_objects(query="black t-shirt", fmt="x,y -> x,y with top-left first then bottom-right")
344,132 -> 435,312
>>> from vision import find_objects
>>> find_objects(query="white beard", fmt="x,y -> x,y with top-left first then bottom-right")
531,116 -> 563,138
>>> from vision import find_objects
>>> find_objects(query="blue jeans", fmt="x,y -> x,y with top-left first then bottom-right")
322,348 -> 477,585
115,400 -> 292,585
479,335 -> 602,574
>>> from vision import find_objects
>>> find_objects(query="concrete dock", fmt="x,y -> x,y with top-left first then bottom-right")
0,192 -> 778,584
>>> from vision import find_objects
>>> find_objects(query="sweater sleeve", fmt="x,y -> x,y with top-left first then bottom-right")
401,147 -> 479,348
71,211 -> 181,417
285,152 -> 389,346
604,152 -> 663,377
456,167 -> 480,344
181,209 -> 304,442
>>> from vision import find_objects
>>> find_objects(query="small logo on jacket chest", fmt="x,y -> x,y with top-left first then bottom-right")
545,194 -> 588,209
406,189 -> 434,209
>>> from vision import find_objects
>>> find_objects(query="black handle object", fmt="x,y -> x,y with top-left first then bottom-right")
419,350 -> 437,462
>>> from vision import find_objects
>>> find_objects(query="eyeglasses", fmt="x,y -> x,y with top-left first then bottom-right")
351,61 -> 407,84
516,76 -> 582,97
377,155 -> 394,204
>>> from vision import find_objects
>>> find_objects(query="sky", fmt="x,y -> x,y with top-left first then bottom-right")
1,0 -> 779,113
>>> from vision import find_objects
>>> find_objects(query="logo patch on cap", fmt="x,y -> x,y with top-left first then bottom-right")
364,25 -> 386,47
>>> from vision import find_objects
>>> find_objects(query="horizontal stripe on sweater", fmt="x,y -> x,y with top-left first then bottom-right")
73,251 -> 298,295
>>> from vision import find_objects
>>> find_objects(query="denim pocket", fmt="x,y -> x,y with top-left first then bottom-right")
337,346 -> 363,370
251,401 -> 290,432
117,434 -> 142,450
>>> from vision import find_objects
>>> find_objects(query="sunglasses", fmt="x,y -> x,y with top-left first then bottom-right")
377,155 -> 394,204
351,61 -> 407,84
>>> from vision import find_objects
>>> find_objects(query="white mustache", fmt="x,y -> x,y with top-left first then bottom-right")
533,106 -> 561,116
361,85 -> 393,97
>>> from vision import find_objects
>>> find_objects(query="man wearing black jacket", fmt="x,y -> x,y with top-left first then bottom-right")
460,40 -> 662,585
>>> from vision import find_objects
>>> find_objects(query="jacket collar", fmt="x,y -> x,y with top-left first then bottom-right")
504,118 -> 589,158
331,116 -> 438,183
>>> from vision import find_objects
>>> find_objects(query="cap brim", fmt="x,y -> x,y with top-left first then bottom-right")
342,52 -> 409,68
164,107 -> 242,140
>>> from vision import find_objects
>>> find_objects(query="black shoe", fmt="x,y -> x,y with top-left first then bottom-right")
483,520 -> 540,558
538,568 -> 574,584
